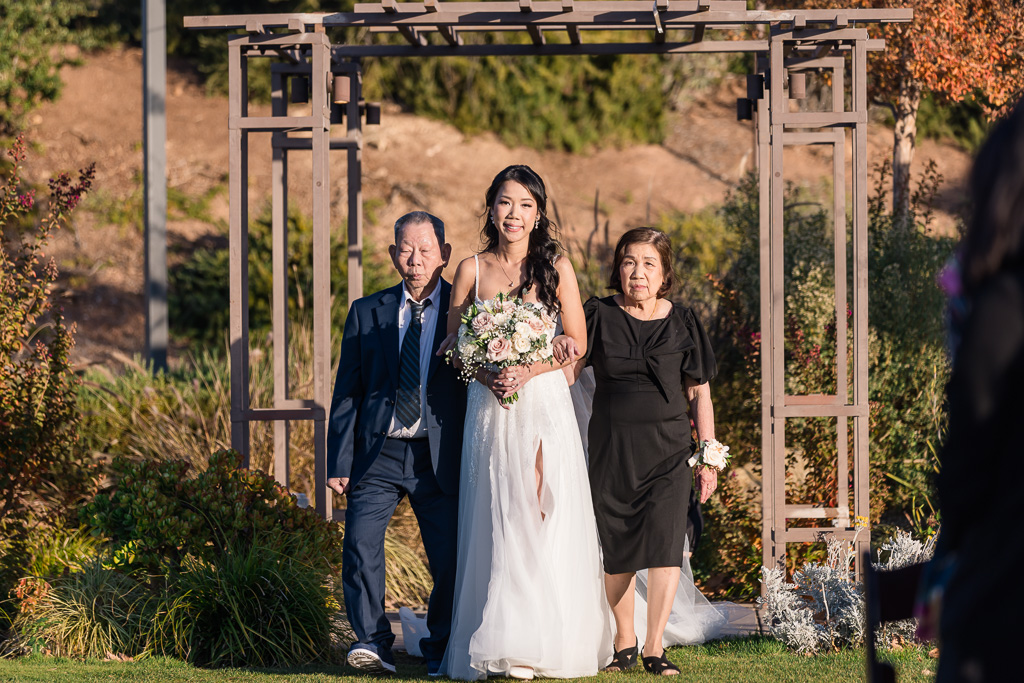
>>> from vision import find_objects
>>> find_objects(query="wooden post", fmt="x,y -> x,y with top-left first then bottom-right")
228,37 -> 251,464
312,36 -> 334,520
271,68 -> 291,488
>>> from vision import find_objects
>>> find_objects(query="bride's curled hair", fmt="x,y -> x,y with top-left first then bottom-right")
482,164 -> 563,314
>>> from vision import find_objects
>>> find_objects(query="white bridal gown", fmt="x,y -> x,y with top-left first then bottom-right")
442,265 -> 614,679
443,362 -> 614,680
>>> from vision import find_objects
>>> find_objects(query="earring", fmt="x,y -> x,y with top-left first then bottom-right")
534,218 -> 540,228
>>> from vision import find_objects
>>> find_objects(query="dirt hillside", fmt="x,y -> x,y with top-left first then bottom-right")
21,47 -> 972,367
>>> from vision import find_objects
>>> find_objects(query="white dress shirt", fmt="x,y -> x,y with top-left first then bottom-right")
387,279 -> 442,439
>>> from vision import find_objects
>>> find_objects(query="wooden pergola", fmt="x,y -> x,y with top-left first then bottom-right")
185,0 -> 912,579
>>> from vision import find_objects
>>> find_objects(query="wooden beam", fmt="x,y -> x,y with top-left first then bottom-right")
397,25 -> 426,44
332,38 -> 769,57
438,25 -> 461,45
184,6 -> 913,31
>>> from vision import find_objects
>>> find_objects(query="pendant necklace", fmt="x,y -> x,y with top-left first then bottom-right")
495,255 -> 520,289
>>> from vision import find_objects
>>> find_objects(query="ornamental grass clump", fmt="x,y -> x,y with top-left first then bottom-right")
14,558 -> 153,658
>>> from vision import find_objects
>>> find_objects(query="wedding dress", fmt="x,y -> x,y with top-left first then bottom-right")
442,266 -> 613,680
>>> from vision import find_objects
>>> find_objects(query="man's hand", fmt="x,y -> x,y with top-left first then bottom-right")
328,477 -> 350,497
696,466 -> 718,504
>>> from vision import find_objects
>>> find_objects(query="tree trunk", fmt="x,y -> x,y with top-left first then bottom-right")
891,80 -> 921,226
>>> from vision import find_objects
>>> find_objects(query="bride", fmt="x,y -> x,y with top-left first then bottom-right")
440,165 -> 613,680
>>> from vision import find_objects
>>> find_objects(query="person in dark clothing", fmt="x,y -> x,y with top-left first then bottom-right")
935,97 -> 1024,683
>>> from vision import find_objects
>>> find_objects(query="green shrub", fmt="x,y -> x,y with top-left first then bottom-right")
0,0 -> 110,135
80,450 -> 343,578
149,536 -> 342,667
365,33 -> 668,152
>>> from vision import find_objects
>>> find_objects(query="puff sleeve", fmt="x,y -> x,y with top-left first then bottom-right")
678,305 -> 717,385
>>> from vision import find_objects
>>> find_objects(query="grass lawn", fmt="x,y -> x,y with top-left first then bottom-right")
0,637 -> 937,682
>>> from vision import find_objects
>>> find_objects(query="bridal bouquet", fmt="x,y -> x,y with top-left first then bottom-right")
688,438 -> 731,471
450,292 -> 557,405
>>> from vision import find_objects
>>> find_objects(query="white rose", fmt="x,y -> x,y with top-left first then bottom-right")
493,312 -> 509,327
515,321 -> 534,340
701,440 -> 731,470
512,333 -> 532,354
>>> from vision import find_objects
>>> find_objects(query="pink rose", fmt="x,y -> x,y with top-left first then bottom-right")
501,300 -> 516,314
472,311 -> 495,334
486,337 -> 512,363
527,317 -> 546,334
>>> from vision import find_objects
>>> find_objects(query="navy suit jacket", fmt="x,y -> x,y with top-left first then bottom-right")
326,280 -> 466,495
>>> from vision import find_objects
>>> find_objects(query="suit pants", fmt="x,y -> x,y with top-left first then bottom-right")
342,437 -> 458,664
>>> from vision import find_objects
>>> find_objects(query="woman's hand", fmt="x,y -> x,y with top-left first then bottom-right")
496,364 -> 532,398
479,368 -> 512,410
436,331 -> 458,357
696,466 -> 718,503
552,335 -> 581,364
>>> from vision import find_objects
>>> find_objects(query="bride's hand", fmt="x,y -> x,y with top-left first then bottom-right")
552,335 -> 580,364
496,365 -> 531,397
481,369 -> 512,410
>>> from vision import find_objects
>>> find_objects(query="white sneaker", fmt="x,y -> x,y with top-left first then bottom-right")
348,645 -> 397,674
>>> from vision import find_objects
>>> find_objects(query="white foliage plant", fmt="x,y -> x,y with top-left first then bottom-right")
758,530 -> 935,653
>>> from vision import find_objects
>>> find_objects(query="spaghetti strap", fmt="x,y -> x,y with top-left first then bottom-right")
473,254 -> 480,302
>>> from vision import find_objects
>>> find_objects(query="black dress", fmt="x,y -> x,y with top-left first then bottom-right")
583,296 -> 717,575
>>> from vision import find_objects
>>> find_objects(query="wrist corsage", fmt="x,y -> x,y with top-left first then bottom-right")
687,438 -> 731,471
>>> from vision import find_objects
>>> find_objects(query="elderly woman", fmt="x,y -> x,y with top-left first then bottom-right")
569,227 -> 719,676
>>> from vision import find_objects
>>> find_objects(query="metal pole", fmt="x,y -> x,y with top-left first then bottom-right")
143,0 -> 168,373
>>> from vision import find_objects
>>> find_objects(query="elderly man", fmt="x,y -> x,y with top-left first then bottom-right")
327,211 -> 465,675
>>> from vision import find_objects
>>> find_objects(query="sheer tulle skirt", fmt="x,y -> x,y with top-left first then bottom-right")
442,370 -> 613,680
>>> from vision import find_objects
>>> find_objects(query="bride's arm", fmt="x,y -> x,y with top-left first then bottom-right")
445,258 -> 509,404
446,257 -> 475,340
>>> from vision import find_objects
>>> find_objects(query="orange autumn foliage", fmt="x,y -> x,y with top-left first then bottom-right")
770,0 -> 1024,218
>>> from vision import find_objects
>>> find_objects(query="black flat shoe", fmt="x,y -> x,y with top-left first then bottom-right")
603,639 -> 638,672
641,650 -> 680,676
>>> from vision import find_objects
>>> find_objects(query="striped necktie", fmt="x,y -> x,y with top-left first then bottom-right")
396,298 -> 428,428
